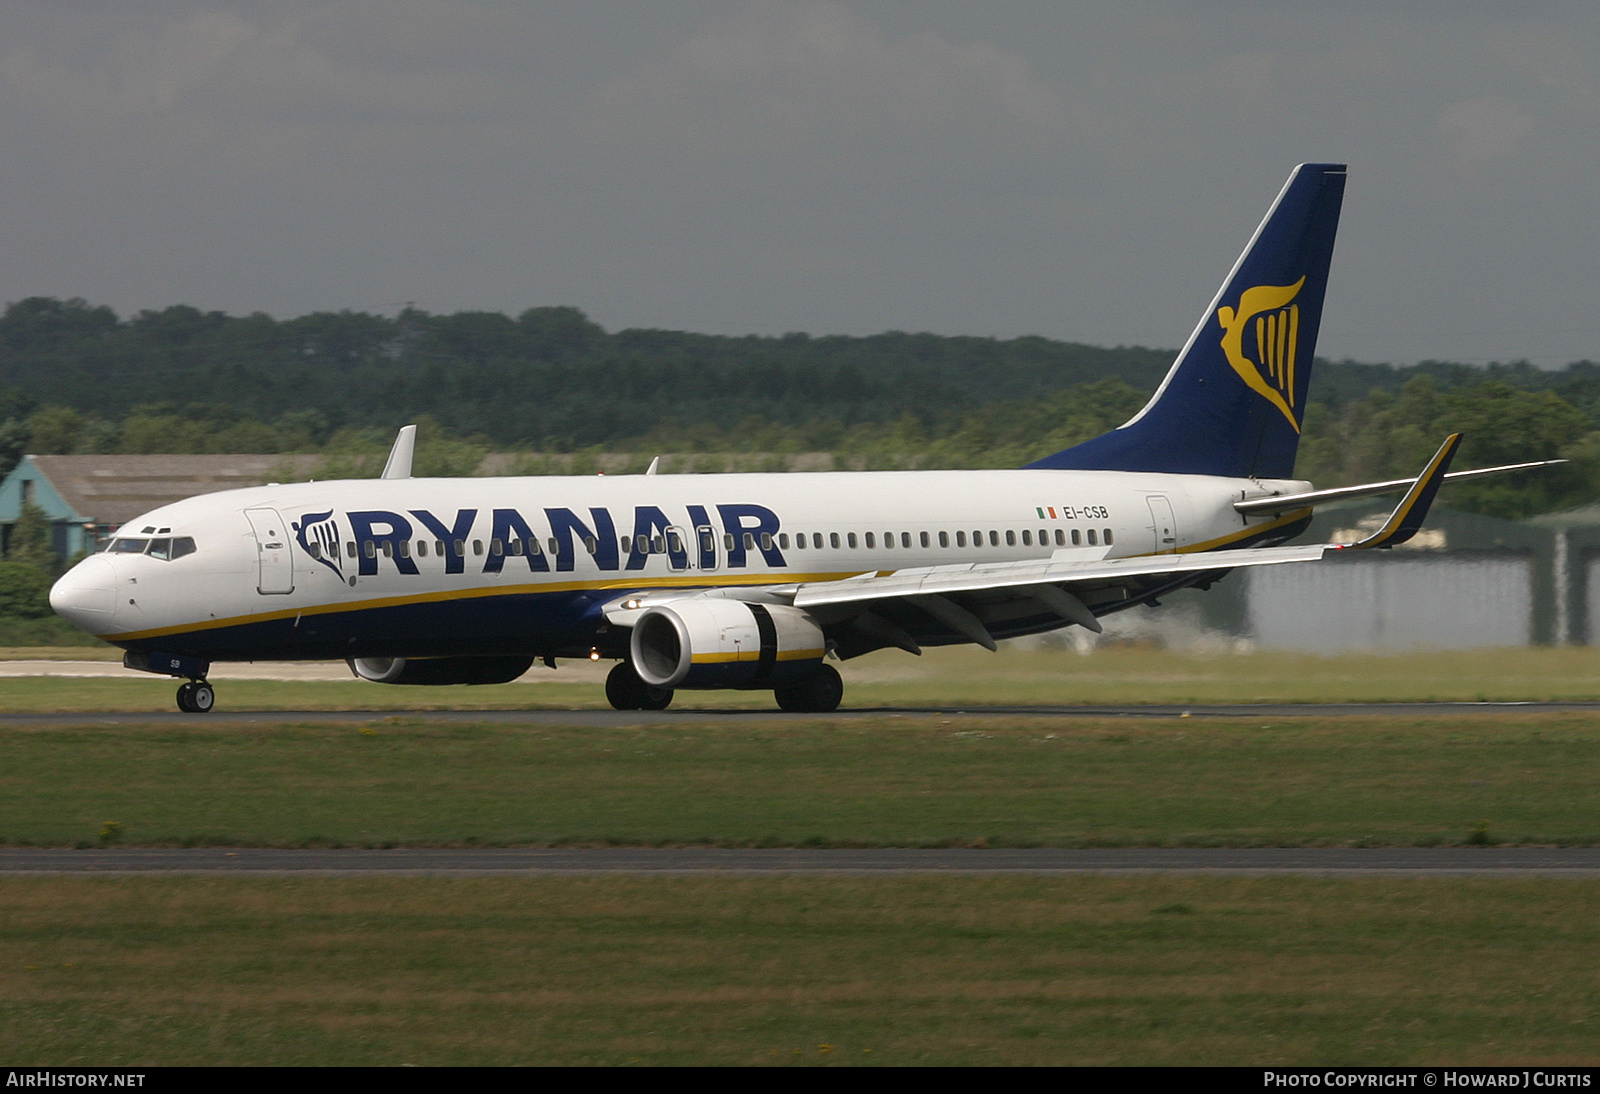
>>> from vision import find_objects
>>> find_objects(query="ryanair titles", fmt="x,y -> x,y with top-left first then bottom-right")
292,504 -> 784,579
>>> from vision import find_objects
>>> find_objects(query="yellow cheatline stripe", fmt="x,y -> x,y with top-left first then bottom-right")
691,648 -> 826,665
103,571 -> 862,643
1177,508 -> 1312,554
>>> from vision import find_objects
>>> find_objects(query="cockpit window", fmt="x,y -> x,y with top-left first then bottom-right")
107,535 -> 196,559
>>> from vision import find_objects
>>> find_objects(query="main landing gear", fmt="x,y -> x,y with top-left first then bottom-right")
176,680 -> 215,714
605,661 -> 674,711
774,664 -> 843,713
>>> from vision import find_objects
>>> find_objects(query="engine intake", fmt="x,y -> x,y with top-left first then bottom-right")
347,656 -> 533,686
631,600 -> 825,689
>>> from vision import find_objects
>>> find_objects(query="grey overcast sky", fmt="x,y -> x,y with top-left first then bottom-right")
2,1 -> 1598,365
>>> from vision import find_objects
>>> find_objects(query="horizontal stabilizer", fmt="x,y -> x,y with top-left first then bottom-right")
1235,458 -> 1565,515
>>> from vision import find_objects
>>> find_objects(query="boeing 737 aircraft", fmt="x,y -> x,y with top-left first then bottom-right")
48,164 -> 1552,713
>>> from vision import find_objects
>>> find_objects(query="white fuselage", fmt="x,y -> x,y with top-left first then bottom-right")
50,468 -> 1310,660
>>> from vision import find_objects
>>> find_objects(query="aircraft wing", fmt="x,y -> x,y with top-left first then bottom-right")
605,434 -> 1462,656
790,543 -> 1328,609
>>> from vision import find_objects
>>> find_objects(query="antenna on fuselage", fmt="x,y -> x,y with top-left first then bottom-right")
381,424 -> 417,480
645,456 -> 660,475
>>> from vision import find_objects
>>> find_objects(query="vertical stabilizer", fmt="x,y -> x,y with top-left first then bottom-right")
1029,163 -> 1346,478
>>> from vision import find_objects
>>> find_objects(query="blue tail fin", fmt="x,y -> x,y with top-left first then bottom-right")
1029,163 -> 1346,478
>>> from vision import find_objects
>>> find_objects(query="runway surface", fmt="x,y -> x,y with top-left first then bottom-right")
6,847 -> 1600,875
4,701 -> 1600,727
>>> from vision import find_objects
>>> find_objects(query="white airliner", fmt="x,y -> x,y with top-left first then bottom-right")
47,164 -> 1551,713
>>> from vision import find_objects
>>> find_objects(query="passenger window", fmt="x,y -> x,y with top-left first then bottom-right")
510,538 -> 523,556
937,531 -> 947,548
347,542 -> 356,558
1087,529 -> 1098,546
830,532 -> 840,549
1054,529 -> 1065,547
364,541 -> 377,559
899,532 -> 909,549
760,532 -> 772,550
417,541 -> 429,557
668,532 -> 683,554
1006,530 -> 1016,547
988,531 -> 999,547
306,542 -> 321,560
547,538 -> 558,555
702,532 -> 716,553
436,540 -> 444,556
652,535 -> 664,553
1021,531 -> 1032,547
744,532 -> 756,550
725,533 -> 735,551
491,539 -> 504,556
382,541 -> 394,558
1071,529 -> 1081,546
847,533 -> 857,549
171,537 -> 196,560
865,532 -> 876,549
453,539 -> 464,555
583,537 -> 597,554
1104,529 -> 1114,546
472,540 -> 483,556
779,533 -> 789,549
795,533 -> 806,549
636,534 -> 649,553
1039,528 -> 1047,545
956,531 -> 966,547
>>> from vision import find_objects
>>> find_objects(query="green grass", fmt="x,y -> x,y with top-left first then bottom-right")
6,714 -> 1600,848
5,875 -> 1600,1065
7,643 -> 1600,711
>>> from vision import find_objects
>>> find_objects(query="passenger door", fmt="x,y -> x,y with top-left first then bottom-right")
244,507 -> 295,594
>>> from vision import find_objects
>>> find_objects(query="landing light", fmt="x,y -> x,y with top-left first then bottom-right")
624,598 -> 641,609
589,648 -> 600,661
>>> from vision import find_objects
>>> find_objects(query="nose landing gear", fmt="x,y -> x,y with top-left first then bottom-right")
176,680 -> 215,714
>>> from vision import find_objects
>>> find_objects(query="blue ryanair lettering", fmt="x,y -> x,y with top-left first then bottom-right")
545,507 -> 619,572
717,503 -> 784,568
687,504 -> 717,569
626,506 -> 688,571
411,509 -> 477,575
484,509 -> 550,573
348,511 -> 420,576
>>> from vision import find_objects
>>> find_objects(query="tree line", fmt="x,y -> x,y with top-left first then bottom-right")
0,296 -> 1596,522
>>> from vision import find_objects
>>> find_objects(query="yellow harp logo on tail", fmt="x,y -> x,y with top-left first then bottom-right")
1216,276 -> 1306,432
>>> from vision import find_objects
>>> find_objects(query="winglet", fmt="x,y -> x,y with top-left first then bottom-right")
381,424 -> 417,480
1341,433 -> 1461,550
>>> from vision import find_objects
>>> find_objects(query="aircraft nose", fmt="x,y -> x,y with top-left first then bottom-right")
50,555 -> 118,634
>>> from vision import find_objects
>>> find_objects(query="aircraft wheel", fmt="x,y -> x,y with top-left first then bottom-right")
639,685 -> 674,711
176,681 -> 215,714
605,662 -> 647,710
775,664 -> 843,713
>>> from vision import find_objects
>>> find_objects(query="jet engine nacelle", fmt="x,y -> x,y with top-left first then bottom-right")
347,655 -> 534,686
631,600 -> 826,689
